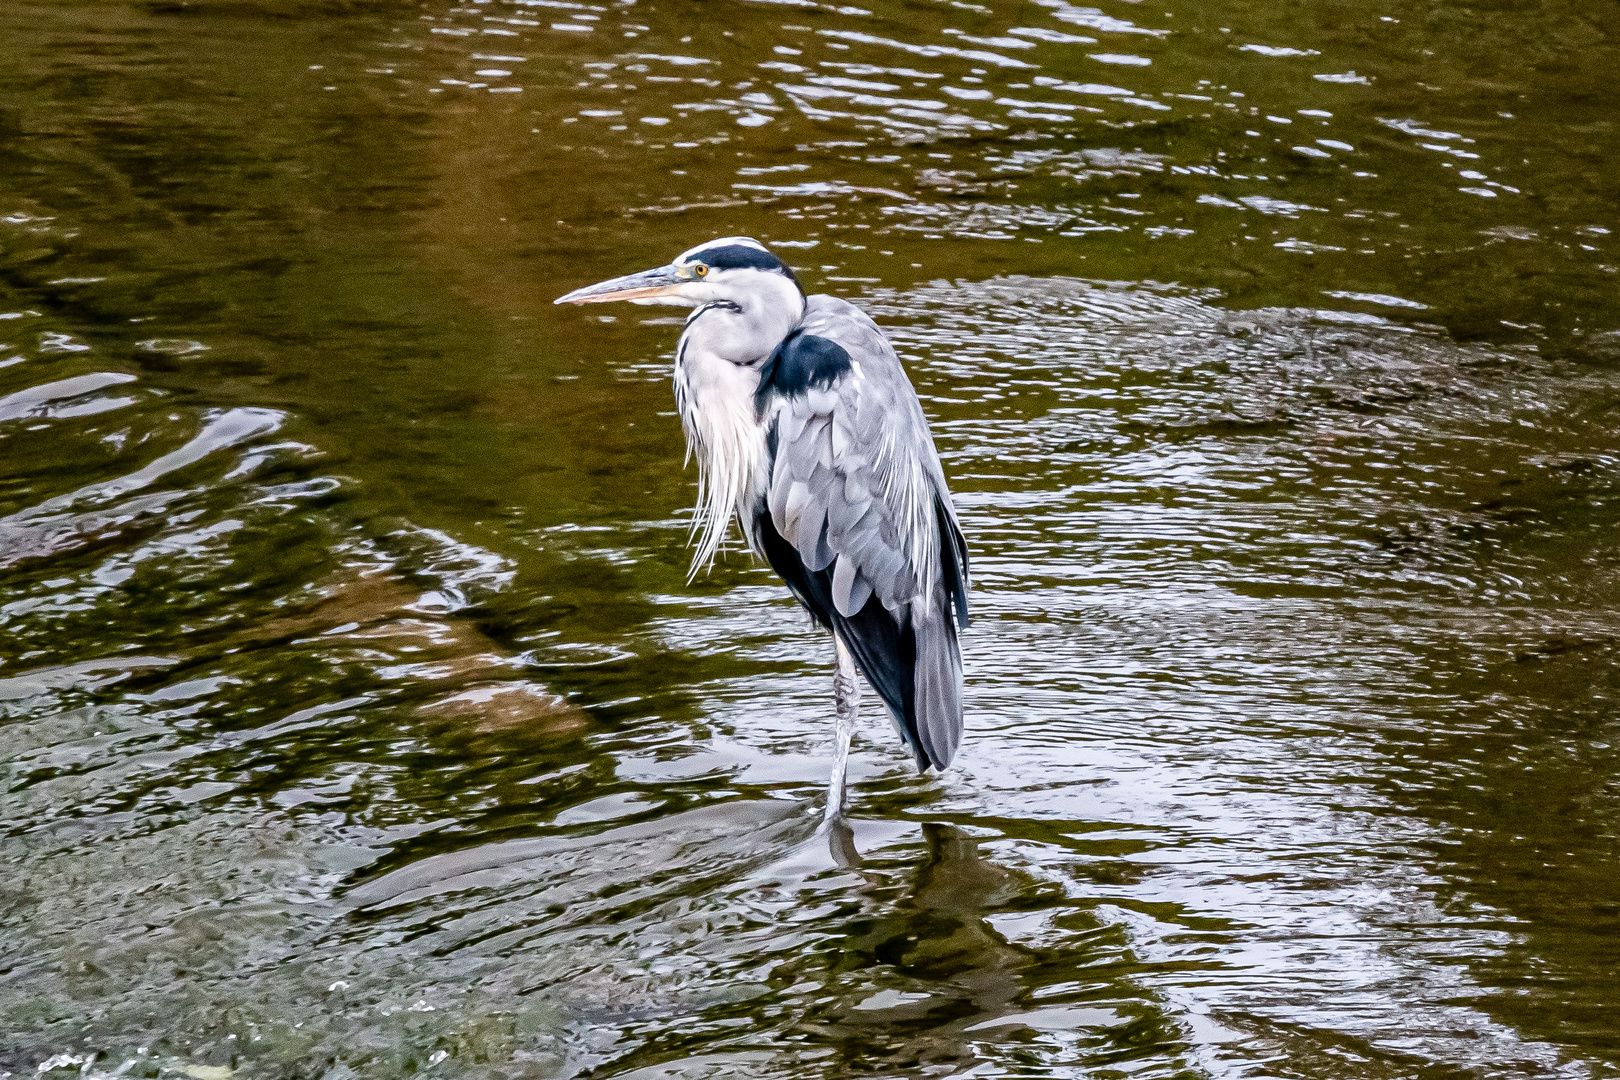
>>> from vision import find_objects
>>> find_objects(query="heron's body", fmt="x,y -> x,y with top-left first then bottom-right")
557,238 -> 969,817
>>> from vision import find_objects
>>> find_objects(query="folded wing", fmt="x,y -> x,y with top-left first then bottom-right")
749,295 -> 969,771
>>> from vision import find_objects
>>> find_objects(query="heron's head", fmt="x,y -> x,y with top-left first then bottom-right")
554,237 -> 801,312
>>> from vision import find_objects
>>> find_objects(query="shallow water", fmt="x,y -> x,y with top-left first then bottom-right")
2,0 -> 1618,1077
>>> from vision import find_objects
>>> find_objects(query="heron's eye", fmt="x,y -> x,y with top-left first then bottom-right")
694,264 -> 708,277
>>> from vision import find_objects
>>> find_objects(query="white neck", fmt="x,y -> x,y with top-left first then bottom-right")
682,272 -> 804,365
672,278 -> 803,577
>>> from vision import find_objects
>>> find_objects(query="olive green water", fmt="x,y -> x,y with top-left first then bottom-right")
3,0 -> 1618,1076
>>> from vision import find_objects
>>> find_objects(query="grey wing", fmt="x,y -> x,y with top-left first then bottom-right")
756,295 -> 969,771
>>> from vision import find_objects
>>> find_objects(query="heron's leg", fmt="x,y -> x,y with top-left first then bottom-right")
826,633 -> 860,824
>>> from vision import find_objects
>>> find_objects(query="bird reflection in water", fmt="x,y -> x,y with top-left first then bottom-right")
791,822 -> 1036,1073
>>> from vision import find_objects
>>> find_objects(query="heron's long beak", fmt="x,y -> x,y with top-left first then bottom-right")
553,264 -> 685,305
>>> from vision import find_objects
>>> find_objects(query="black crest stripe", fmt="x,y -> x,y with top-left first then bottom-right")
694,243 -> 784,271
692,243 -> 801,289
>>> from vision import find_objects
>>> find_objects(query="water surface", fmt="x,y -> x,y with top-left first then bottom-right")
3,0 -> 1619,1076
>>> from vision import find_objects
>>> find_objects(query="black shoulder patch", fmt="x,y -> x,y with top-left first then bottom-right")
697,244 -> 800,286
755,329 -> 853,410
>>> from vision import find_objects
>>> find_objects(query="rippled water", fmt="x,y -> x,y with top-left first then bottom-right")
3,0 -> 1619,1076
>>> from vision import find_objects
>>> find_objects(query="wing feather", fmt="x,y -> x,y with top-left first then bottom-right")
755,294 -> 970,772
831,555 -> 872,616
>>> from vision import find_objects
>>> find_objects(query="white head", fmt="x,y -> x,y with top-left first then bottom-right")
554,236 -> 801,313
557,238 -> 804,575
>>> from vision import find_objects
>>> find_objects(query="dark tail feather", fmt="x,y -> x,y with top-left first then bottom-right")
936,494 -> 971,631
910,590 -> 963,772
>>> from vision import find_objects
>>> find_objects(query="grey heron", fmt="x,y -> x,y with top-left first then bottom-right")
556,237 -> 970,822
